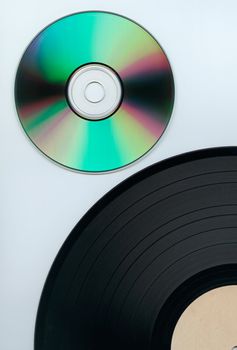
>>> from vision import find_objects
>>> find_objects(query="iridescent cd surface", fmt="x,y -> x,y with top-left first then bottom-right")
15,12 -> 175,172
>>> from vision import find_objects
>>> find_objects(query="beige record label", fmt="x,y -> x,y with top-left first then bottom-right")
171,286 -> 237,350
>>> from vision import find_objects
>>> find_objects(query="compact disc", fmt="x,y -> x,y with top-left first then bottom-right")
35,147 -> 237,350
15,11 -> 174,173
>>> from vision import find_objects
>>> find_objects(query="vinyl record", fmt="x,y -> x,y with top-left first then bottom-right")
35,147 -> 237,350
15,11 -> 174,173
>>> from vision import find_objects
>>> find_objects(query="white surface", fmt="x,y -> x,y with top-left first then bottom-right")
1,1 -> 237,349
67,63 -> 122,119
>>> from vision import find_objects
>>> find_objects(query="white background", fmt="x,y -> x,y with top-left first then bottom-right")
1,1 -> 237,349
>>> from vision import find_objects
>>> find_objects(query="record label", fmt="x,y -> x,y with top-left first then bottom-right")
171,286 -> 237,350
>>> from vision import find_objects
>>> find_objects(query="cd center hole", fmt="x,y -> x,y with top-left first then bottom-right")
84,82 -> 105,103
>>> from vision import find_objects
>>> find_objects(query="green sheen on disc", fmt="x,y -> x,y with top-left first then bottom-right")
15,12 -> 174,173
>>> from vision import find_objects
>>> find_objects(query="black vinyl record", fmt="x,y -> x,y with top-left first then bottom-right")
35,147 -> 237,350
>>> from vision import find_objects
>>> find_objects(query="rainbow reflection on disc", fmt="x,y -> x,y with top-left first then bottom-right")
15,12 -> 175,173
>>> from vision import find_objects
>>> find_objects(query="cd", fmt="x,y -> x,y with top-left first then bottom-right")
35,147 -> 237,350
15,12 -> 174,173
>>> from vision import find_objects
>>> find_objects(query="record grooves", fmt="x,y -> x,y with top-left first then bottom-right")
35,147 -> 237,350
